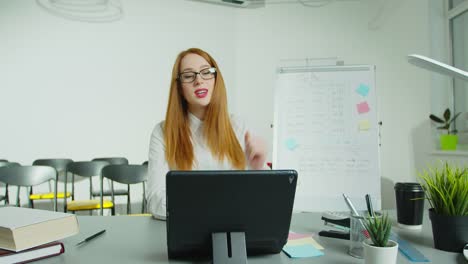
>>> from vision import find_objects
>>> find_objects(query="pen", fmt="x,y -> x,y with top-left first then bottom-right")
365,194 -> 375,217
342,194 -> 360,216
76,229 -> 106,246
342,194 -> 370,238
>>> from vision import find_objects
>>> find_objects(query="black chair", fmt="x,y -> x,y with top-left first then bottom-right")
30,159 -> 73,210
91,157 -> 131,213
92,157 -> 128,165
0,165 -> 58,211
100,164 -> 147,215
0,161 -> 20,205
65,161 -> 114,215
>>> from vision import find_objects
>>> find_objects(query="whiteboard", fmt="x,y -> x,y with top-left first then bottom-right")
273,65 -> 381,212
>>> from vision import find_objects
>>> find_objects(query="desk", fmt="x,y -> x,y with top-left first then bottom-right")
38,211 -> 463,264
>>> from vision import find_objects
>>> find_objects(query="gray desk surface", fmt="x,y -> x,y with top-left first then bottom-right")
38,211 -> 465,264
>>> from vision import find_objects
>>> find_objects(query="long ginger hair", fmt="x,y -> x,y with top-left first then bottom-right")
164,48 -> 246,170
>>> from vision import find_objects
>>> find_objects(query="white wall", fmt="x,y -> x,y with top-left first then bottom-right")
0,0 -> 237,164
0,0 -> 445,212
234,0 -> 435,209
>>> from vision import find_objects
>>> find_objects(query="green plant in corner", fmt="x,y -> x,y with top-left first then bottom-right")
429,108 -> 461,134
418,162 -> 468,216
364,213 -> 392,247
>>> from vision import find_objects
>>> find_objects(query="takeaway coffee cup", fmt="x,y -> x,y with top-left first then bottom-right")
394,182 -> 425,229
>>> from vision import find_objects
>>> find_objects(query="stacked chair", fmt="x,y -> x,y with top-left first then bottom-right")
91,157 -> 132,214
64,161 -> 114,215
100,164 -> 148,215
0,161 -> 20,205
30,159 -> 73,210
0,157 -> 149,215
0,165 -> 58,211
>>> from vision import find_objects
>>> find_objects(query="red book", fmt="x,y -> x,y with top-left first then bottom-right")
0,241 -> 64,264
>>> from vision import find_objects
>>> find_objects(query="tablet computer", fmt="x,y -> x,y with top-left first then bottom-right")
166,170 -> 297,261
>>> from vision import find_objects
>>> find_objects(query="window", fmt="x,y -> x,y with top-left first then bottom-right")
449,0 -> 468,135
450,0 -> 466,9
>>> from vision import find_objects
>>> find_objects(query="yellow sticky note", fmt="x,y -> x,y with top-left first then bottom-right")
359,120 -> 370,131
286,237 -> 324,250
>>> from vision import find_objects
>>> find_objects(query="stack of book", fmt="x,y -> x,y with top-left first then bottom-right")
0,207 -> 79,264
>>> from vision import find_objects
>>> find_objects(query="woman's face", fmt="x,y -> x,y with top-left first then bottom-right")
179,53 -> 215,118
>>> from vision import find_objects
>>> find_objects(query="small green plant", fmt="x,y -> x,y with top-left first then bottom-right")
429,108 -> 461,134
364,213 -> 392,247
418,162 -> 468,216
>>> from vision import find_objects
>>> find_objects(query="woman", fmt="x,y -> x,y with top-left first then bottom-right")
147,48 -> 266,219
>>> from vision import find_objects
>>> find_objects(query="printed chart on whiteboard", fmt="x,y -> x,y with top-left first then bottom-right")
273,65 -> 380,212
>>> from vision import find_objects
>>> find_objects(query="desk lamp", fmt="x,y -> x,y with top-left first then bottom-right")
407,54 -> 468,81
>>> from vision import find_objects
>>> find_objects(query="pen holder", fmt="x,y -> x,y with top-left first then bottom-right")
348,211 -> 373,259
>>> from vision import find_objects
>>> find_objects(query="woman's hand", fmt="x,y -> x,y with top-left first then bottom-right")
244,131 -> 267,170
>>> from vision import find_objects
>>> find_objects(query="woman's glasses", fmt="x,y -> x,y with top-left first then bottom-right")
178,67 -> 216,83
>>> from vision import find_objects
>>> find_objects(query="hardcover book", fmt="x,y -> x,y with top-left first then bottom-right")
0,241 -> 64,264
0,207 -> 78,252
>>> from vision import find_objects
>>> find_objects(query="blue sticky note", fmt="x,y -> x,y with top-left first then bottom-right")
285,138 -> 298,150
356,84 -> 370,97
282,244 -> 324,258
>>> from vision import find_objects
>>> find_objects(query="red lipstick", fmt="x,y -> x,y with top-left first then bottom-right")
194,88 -> 208,98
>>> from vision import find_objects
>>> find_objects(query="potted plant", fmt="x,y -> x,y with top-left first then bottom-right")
362,213 -> 398,264
429,108 -> 461,150
418,162 -> 468,252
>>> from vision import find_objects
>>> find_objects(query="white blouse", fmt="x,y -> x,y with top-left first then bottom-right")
146,113 -> 249,220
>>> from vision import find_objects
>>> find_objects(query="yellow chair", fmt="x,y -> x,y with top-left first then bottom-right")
127,214 -> 152,217
65,161 -> 114,215
30,159 -> 73,210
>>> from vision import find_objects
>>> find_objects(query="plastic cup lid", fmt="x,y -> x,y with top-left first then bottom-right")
394,182 -> 424,192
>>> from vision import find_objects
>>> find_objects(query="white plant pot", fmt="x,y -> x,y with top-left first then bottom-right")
363,239 -> 398,264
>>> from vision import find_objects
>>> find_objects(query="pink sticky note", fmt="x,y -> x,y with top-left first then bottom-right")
356,102 -> 370,114
288,232 -> 311,240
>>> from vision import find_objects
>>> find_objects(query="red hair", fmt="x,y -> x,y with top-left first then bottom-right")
164,48 -> 246,170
